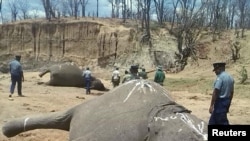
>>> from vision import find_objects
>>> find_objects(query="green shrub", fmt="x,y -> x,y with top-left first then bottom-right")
237,66 -> 248,84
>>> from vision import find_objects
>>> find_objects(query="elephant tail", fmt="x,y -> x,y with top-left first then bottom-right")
39,69 -> 50,78
2,109 -> 73,138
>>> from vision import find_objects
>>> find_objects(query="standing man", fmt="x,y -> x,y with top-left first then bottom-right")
154,66 -> 165,86
129,65 -> 140,80
111,67 -> 120,87
82,67 -> 91,94
209,62 -> 234,125
9,55 -> 24,97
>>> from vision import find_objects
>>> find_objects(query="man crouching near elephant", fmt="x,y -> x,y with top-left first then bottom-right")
82,67 -> 91,94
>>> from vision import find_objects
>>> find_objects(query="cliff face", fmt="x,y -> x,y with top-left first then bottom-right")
0,18 -> 135,68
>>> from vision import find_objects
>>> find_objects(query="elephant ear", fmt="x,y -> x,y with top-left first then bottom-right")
145,104 -> 208,141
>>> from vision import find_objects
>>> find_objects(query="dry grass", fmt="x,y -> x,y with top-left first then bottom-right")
145,29 -> 250,101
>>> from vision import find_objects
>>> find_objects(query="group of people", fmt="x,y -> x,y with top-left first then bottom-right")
111,65 -> 166,87
111,65 -> 141,86
8,55 -> 235,125
111,65 -> 141,87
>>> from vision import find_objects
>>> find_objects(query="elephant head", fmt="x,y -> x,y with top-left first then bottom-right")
2,79 -> 208,141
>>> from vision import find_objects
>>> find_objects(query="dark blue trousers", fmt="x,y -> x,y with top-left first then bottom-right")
209,98 -> 230,125
208,112 -> 229,125
85,78 -> 91,94
10,74 -> 22,95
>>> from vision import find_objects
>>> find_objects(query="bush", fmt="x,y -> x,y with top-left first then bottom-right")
237,66 -> 248,84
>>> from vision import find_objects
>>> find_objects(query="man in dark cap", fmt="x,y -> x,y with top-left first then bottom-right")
9,55 -> 24,97
129,65 -> 140,80
208,62 -> 234,125
122,65 -> 140,83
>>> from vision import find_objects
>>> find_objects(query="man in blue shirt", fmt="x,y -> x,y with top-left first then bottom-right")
208,62 -> 234,125
82,67 -> 91,94
9,55 -> 24,97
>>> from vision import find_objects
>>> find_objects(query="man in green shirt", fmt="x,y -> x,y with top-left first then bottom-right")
154,66 -> 165,86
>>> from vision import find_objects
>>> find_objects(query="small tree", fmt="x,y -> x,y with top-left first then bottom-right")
230,41 -> 241,62
237,66 -> 248,84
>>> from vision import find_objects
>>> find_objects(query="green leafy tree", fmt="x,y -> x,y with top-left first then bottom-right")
237,66 -> 248,84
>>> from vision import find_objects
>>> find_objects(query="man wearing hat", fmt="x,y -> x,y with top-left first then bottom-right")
122,65 -> 140,83
154,66 -> 165,86
129,65 -> 140,80
9,55 -> 24,97
208,62 -> 234,125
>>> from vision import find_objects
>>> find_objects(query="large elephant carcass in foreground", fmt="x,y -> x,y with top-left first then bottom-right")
38,63 -> 108,91
2,79 -> 208,141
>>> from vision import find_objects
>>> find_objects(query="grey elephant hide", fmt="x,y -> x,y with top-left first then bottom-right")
39,63 -> 108,91
2,79 -> 208,141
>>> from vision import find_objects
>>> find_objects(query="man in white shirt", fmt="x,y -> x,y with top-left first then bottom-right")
82,67 -> 91,94
111,67 -> 120,87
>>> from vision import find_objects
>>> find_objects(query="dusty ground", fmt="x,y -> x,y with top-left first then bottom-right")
0,69 -> 250,141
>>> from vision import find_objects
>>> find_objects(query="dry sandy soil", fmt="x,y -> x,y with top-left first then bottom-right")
0,69 -> 250,141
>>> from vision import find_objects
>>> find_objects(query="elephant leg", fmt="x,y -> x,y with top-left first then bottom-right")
39,69 -> 50,78
2,110 -> 73,138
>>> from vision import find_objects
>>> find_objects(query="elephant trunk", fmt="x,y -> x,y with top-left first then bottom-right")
39,69 -> 50,77
2,110 -> 72,137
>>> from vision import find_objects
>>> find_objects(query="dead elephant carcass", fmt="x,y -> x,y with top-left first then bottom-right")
2,79 -> 208,141
38,63 -> 108,91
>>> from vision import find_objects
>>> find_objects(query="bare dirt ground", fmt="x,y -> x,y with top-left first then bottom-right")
0,69 -> 250,141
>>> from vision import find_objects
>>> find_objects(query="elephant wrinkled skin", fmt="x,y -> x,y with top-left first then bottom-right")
2,79 -> 208,141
